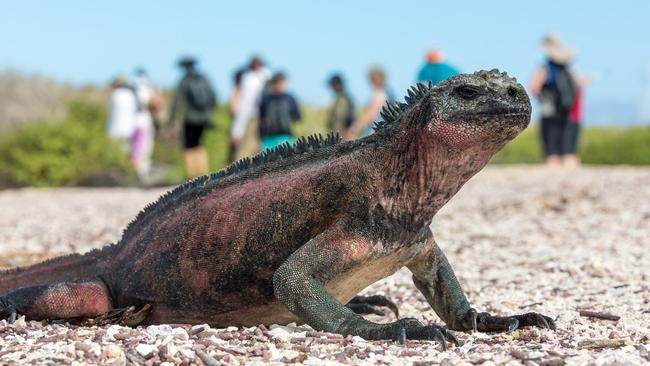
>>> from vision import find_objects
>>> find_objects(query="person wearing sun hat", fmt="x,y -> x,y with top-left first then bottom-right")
416,48 -> 460,85
106,74 -> 137,153
529,33 -> 582,168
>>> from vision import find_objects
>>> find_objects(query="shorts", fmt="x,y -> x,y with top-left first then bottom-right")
183,124 -> 206,149
540,113 -> 579,156
261,134 -> 296,151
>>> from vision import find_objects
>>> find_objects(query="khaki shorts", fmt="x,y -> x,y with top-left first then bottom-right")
234,118 -> 260,161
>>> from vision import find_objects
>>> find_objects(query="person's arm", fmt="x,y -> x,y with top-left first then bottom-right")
168,81 -> 184,125
529,67 -> 547,96
289,95 -> 301,122
345,91 -> 385,139
230,88 -> 240,116
259,96 -> 267,121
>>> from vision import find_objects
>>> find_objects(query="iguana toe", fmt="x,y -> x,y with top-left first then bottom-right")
0,297 -> 17,324
401,323 -> 459,350
463,310 -> 555,333
346,294 -> 400,318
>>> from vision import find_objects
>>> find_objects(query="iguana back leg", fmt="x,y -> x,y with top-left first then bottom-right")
0,280 -> 113,323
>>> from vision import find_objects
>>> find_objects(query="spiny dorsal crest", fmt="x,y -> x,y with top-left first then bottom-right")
120,131 -> 342,242
375,81 -> 433,131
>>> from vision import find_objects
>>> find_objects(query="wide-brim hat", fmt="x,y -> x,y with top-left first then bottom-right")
178,56 -> 197,67
110,75 -> 129,88
543,34 -> 575,64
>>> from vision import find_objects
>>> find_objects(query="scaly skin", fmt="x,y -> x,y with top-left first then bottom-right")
0,70 -> 555,348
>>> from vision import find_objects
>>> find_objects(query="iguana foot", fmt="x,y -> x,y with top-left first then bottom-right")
393,318 -> 459,349
465,308 -> 556,332
0,296 -> 17,324
350,318 -> 458,348
346,295 -> 400,318
78,304 -> 151,327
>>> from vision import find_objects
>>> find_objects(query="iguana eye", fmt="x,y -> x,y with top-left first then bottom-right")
456,85 -> 480,100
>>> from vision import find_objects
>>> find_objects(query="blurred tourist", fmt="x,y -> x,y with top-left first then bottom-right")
258,72 -> 301,150
131,68 -> 156,180
346,67 -> 391,140
168,56 -> 217,179
229,69 -> 246,118
327,74 -> 355,135
417,48 -> 460,85
107,75 -> 137,153
228,69 -> 245,162
230,56 -> 270,161
529,34 -> 579,168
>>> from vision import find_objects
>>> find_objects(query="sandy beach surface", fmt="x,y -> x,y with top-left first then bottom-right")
0,166 -> 648,365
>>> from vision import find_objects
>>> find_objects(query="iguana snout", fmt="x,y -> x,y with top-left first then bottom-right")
423,69 -> 531,148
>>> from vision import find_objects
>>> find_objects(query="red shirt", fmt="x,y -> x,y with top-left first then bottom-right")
570,87 -> 583,123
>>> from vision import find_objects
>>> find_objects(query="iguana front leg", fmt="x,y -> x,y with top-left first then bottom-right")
273,223 -> 457,347
0,281 -> 113,323
408,232 -> 555,332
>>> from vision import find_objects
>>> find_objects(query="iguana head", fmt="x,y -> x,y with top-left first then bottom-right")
411,69 -> 531,150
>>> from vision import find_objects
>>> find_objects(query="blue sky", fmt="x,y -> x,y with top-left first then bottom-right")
2,1 -> 650,121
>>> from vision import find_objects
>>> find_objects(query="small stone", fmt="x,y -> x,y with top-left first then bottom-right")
135,343 -> 158,358
102,344 -> 124,359
12,316 -> 26,328
171,327 -> 189,341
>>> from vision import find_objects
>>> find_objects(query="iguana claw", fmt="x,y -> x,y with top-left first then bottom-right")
469,308 -> 478,332
507,318 -> 519,333
398,327 -> 407,345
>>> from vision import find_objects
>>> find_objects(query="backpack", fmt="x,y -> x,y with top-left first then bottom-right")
262,95 -> 294,136
186,74 -> 216,111
546,63 -> 577,111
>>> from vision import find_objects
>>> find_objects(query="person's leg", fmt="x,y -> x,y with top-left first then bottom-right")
541,117 -> 561,166
235,118 -> 260,161
183,124 -> 208,179
563,121 -> 581,168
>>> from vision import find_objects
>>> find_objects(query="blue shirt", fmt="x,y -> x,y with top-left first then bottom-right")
417,63 -> 460,85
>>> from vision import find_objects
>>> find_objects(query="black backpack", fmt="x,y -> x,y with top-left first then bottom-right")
186,74 -> 216,111
547,63 -> 577,111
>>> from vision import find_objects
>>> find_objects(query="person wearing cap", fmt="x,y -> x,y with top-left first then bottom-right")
230,56 -> 270,161
529,34 -> 582,168
168,56 -> 217,179
106,75 -> 137,153
416,48 -> 460,85
327,74 -> 355,135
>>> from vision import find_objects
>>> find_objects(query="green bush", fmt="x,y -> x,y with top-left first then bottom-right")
491,124 -> 650,165
0,101 -> 131,187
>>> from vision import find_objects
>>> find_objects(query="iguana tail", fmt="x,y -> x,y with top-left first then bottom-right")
0,247 -> 108,294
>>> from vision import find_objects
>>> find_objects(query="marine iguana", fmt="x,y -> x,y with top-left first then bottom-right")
0,70 -> 555,348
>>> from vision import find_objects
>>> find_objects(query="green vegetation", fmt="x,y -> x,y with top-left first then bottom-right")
491,125 -> 650,165
0,101 -> 131,187
1,101 -> 648,188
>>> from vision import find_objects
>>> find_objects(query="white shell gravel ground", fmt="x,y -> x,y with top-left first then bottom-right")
0,166 -> 648,365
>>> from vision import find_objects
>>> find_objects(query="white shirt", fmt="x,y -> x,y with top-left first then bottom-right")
231,67 -> 270,139
107,87 -> 137,139
133,79 -> 154,130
